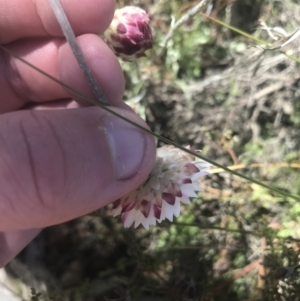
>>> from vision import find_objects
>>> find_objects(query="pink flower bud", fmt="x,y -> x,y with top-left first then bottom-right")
105,6 -> 153,61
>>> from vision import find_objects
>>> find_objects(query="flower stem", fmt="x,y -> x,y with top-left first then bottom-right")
47,0 -> 111,105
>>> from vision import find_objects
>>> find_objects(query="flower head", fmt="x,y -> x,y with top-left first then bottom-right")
111,145 -> 210,229
105,6 -> 153,61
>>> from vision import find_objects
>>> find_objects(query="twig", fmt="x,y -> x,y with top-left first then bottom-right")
257,237 -> 267,290
158,0 -> 209,56
47,0 -> 111,105
252,82 -> 287,101
221,136 -> 239,165
261,27 -> 300,51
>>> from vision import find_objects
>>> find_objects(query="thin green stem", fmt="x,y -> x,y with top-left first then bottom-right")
173,222 -> 259,235
200,12 -> 270,47
201,13 -> 300,64
1,45 -> 299,201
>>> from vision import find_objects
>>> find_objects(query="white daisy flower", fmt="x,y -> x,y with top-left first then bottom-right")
111,145 -> 210,229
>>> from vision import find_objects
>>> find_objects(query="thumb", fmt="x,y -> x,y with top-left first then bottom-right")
0,106 -> 156,231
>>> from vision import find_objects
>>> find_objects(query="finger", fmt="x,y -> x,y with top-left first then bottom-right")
1,34 -> 124,113
0,106 -> 156,231
0,229 -> 41,268
0,0 -> 115,44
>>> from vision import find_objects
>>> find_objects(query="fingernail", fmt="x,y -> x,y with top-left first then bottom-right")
106,126 -> 146,180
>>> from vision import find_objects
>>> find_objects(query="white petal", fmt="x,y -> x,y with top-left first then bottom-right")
141,219 -> 150,230
123,211 -> 136,228
161,202 -> 174,222
148,175 -> 160,190
189,182 -> 203,191
134,206 -> 157,230
112,206 -> 122,216
181,185 -> 198,197
158,202 -> 167,222
150,206 -> 157,222
173,200 -> 181,217
134,211 -> 145,228
191,171 -> 207,181
194,161 -> 210,168
178,196 -> 191,205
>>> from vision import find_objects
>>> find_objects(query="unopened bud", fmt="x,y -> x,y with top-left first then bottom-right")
105,6 -> 153,61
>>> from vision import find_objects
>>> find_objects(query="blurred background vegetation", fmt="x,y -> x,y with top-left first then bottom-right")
3,0 -> 300,300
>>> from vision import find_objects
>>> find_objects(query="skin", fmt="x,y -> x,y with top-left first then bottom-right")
0,0 -> 156,267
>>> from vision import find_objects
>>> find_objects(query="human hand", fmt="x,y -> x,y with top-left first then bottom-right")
0,0 -> 156,267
